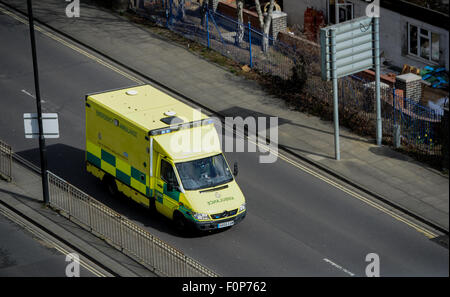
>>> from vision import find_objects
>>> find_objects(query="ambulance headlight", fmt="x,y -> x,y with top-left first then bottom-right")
239,203 -> 246,212
193,213 -> 210,220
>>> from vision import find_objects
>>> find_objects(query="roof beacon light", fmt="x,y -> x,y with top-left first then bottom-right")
126,90 -> 138,96
164,111 -> 177,116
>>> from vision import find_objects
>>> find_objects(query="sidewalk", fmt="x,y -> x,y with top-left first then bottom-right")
0,159 -> 157,277
1,0 -> 448,232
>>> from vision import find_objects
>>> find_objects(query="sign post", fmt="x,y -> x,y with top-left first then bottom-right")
320,16 -> 381,160
330,28 -> 340,160
374,17 -> 382,146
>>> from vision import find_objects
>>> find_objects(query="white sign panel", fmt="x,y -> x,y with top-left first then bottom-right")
24,113 -> 59,139
320,16 -> 375,81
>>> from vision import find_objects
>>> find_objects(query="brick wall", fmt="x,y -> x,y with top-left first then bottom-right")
216,1 -> 260,29
395,73 -> 422,105
355,70 -> 396,88
271,11 -> 287,39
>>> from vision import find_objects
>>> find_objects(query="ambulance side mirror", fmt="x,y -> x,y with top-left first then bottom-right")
233,162 -> 238,177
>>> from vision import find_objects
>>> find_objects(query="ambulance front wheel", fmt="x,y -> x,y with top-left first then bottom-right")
173,211 -> 190,233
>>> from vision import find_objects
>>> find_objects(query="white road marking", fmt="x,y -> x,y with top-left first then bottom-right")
323,258 -> 355,277
21,89 -> 45,103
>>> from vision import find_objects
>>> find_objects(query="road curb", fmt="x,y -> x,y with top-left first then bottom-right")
279,146 -> 449,235
1,0 -> 447,236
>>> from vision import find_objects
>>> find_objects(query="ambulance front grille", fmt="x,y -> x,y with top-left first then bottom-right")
211,209 -> 238,220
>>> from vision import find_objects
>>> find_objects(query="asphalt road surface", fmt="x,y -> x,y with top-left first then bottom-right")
0,8 -> 448,276
0,204 -> 102,277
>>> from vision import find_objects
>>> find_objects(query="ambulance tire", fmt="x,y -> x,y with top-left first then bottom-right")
148,198 -> 157,215
173,211 -> 190,234
103,175 -> 118,197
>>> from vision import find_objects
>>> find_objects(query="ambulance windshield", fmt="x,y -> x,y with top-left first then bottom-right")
175,154 -> 233,190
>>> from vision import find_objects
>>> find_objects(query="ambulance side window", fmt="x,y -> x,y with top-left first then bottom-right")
160,159 -> 179,187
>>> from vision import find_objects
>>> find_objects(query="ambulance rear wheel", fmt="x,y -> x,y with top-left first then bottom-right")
104,175 -> 118,197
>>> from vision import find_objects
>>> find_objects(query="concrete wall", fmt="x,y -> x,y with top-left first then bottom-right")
283,0 -> 449,71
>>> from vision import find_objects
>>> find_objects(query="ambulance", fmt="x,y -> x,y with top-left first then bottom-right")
85,85 -> 246,232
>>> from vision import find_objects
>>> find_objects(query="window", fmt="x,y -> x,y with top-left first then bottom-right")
160,159 -> 179,187
175,154 -> 234,191
408,23 -> 440,63
327,0 -> 354,24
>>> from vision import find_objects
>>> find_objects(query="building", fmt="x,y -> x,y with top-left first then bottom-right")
283,0 -> 449,71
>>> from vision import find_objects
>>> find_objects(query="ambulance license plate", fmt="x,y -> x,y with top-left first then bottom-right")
218,221 -> 234,228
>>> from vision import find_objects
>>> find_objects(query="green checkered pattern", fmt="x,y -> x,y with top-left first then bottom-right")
86,140 -> 152,197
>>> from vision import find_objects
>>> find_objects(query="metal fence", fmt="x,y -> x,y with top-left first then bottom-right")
131,0 -> 296,79
307,74 -> 445,163
0,140 -> 12,182
47,171 -> 218,277
385,89 -> 445,162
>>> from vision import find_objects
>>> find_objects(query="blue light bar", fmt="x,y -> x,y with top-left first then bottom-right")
149,118 -> 215,136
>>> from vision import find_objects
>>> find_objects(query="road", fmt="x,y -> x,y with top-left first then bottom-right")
0,7 -> 448,276
0,203 -> 106,277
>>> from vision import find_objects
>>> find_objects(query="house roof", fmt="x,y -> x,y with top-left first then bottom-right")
401,0 -> 449,16
377,0 -> 449,29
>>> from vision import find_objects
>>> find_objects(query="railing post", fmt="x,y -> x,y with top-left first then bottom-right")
8,145 -> 11,182
248,21 -> 253,68
68,183 -> 72,220
88,198 -> 93,232
206,10 -> 210,48
0,141 -> 12,182
119,216 -> 124,252
169,0 -> 173,26
393,87 -> 396,126
165,2 -> 169,27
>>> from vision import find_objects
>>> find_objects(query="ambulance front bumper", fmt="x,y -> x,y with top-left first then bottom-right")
193,211 -> 246,231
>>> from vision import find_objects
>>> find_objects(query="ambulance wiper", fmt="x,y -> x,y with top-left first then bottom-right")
199,185 -> 229,193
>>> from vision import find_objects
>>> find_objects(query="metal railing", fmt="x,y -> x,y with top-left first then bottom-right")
47,171 -> 218,277
0,140 -> 12,182
131,0 -> 296,79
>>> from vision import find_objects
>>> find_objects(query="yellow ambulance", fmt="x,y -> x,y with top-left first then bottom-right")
85,85 -> 246,232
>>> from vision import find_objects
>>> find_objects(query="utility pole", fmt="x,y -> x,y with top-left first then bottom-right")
27,0 -> 50,205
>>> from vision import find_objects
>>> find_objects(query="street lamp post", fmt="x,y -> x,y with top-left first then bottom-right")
27,0 -> 50,205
